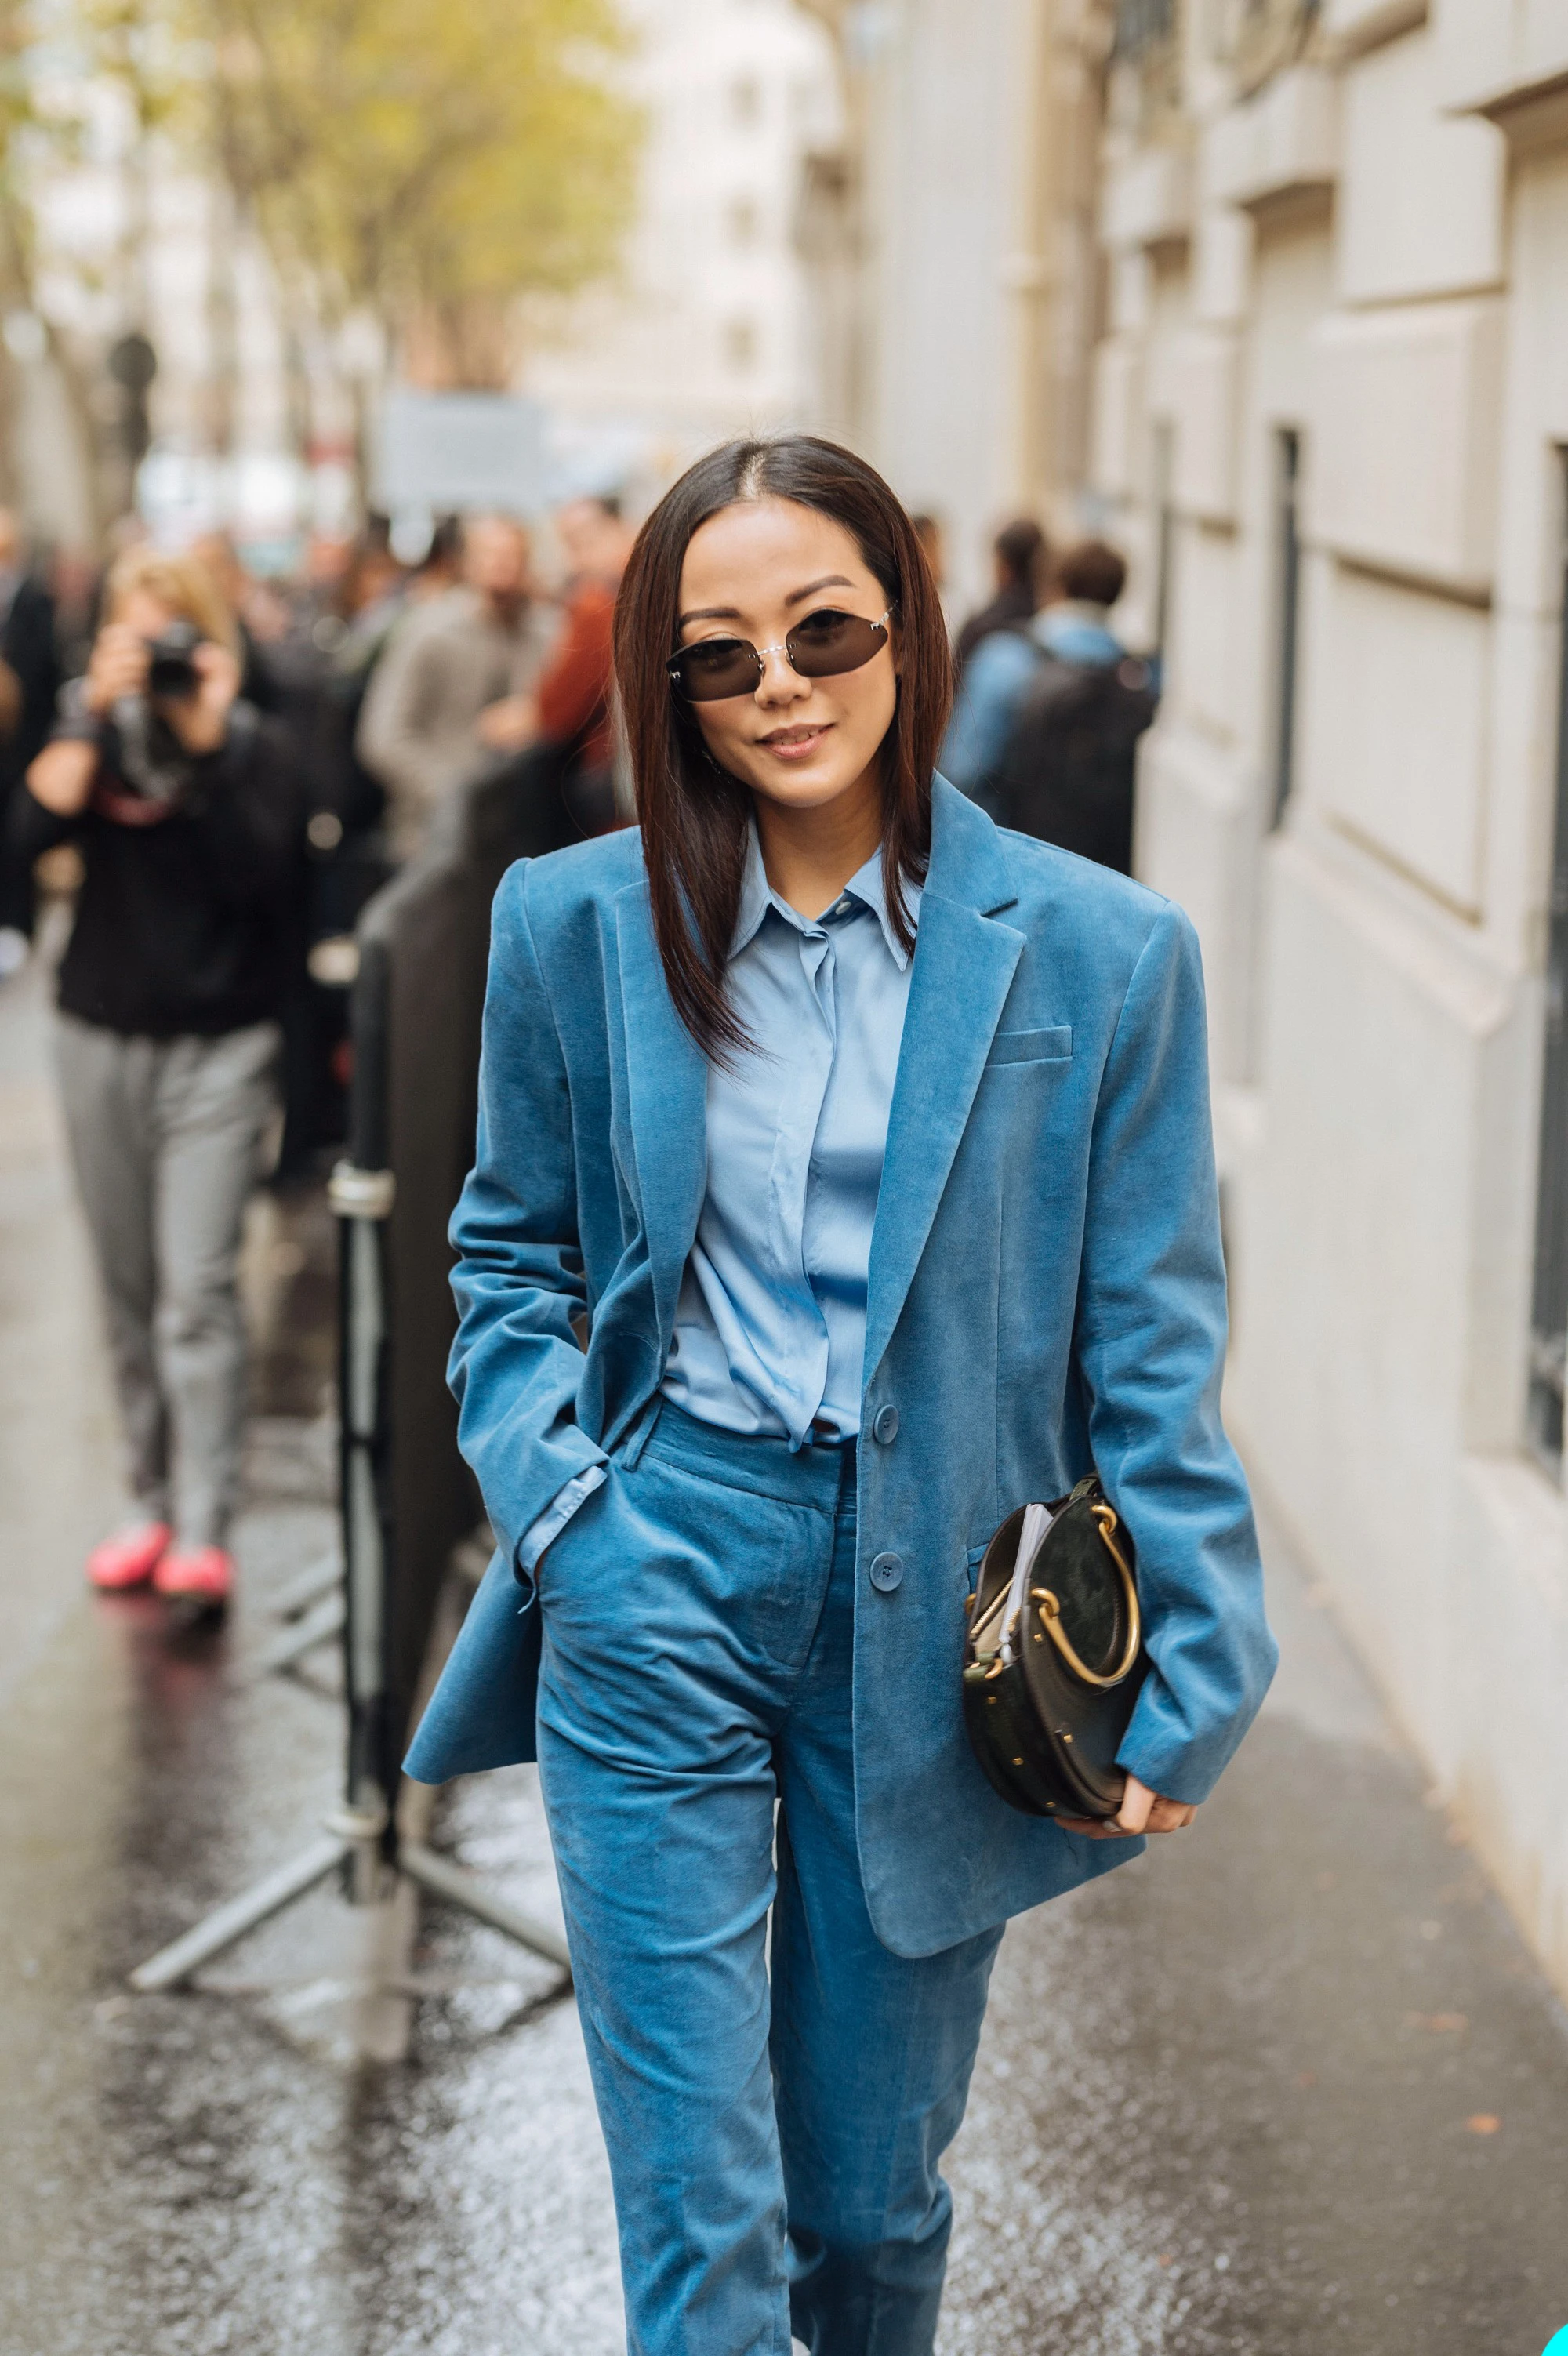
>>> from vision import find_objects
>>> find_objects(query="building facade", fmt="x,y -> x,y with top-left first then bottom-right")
797,0 -> 1112,608
1091,0 -> 1568,1994
519,0 -> 841,491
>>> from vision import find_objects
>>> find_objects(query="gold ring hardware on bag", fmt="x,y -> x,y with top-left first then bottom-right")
961,1478 -> 1149,1820
1030,1501 -> 1141,1688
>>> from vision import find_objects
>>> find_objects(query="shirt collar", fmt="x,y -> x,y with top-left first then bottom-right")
840,841 -> 921,971
731,825 -> 921,971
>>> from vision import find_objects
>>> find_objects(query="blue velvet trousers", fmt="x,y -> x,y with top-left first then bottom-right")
535,1401 -> 1004,2356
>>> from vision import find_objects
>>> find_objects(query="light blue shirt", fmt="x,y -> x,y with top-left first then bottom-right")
517,830 -> 918,1572
942,602 -> 1127,797
661,829 -> 919,1447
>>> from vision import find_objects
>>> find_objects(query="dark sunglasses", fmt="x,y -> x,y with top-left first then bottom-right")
667,604 -> 895,702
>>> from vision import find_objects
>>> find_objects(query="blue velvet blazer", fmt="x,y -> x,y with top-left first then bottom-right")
405,775 -> 1276,1957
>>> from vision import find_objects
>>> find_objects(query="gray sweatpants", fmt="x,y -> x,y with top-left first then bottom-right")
56,1013 -> 281,1550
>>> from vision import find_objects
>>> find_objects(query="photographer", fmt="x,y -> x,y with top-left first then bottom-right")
13,547 -> 303,1610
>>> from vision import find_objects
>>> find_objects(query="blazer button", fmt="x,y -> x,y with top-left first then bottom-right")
869,1551 -> 904,1593
871,1404 -> 900,1444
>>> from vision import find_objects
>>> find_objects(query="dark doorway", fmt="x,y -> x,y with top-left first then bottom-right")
1271,427 -> 1303,829
1526,457 -> 1568,1474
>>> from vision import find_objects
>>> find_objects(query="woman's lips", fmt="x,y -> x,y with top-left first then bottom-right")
758,724 -> 830,760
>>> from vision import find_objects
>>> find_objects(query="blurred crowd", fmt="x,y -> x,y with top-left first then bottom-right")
937,516 -> 1155,880
0,483 -> 1144,1612
0,494 -> 637,1609
0,493 -> 1149,1174
0,496 -> 639,1158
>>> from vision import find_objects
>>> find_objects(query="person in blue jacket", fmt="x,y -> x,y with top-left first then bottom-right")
405,435 -> 1276,2356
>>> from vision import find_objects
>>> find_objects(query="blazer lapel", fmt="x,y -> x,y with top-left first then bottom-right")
615,880 -> 708,1348
864,781 -> 1024,1383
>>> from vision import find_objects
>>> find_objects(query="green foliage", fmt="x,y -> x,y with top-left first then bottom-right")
192,0 -> 639,333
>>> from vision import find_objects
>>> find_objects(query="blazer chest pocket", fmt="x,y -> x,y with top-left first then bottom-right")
985,1025 -> 1073,1069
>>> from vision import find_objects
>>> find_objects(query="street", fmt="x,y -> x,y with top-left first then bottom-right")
2,947 -> 1566,2356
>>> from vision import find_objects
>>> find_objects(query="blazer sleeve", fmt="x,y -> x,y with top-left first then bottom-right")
1073,898 -> 1277,1802
447,859 -> 608,1573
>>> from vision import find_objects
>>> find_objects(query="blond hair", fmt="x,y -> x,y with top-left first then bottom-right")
104,545 -> 240,655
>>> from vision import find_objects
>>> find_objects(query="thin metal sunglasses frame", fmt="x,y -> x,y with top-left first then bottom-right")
667,603 -> 897,701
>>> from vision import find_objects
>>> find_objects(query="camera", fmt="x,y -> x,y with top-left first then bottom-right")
145,619 -> 203,701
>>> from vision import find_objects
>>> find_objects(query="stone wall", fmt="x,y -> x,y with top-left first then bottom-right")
1094,1 -> 1568,1995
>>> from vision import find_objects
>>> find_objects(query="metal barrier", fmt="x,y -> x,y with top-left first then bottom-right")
337,750 -> 560,1820
130,743 -> 590,1995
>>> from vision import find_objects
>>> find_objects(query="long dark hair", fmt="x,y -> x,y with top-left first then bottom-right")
613,435 -> 953,1061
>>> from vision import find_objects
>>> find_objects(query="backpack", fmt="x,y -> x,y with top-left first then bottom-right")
986,643 -> 1157,877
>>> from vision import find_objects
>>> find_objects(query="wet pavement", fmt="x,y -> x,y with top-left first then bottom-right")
3,942 -> 1568,2356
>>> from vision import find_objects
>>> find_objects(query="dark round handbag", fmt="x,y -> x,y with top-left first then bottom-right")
961,1476 -> 1148,1820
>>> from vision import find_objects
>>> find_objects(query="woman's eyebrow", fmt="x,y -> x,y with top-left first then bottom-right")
677,574 -> 858,630
785,575 -> 854,608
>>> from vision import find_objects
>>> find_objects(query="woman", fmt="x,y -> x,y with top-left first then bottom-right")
406,438 -> 1276,2354
16,546 -> 302,1609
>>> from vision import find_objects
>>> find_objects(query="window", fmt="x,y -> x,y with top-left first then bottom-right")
1113,0 -> 1175,55
1214,0 -> 1321,97
1270,427 -> 1303,829
1112,0 -> 1180,133
724,319 -> 758,372
1526,459 -> 1568,1474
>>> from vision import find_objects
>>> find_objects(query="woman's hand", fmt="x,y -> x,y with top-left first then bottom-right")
0,653 -> 22,741
83,621 -> 151,715
477,691 -> 538,752
1060,1773 -> 1196,1841
26,737 -> 97,815
159,638 -> 241,754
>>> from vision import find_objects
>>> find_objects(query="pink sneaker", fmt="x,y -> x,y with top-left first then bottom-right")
152,1545 -> 234,1604
86,1521 -> 172,1591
